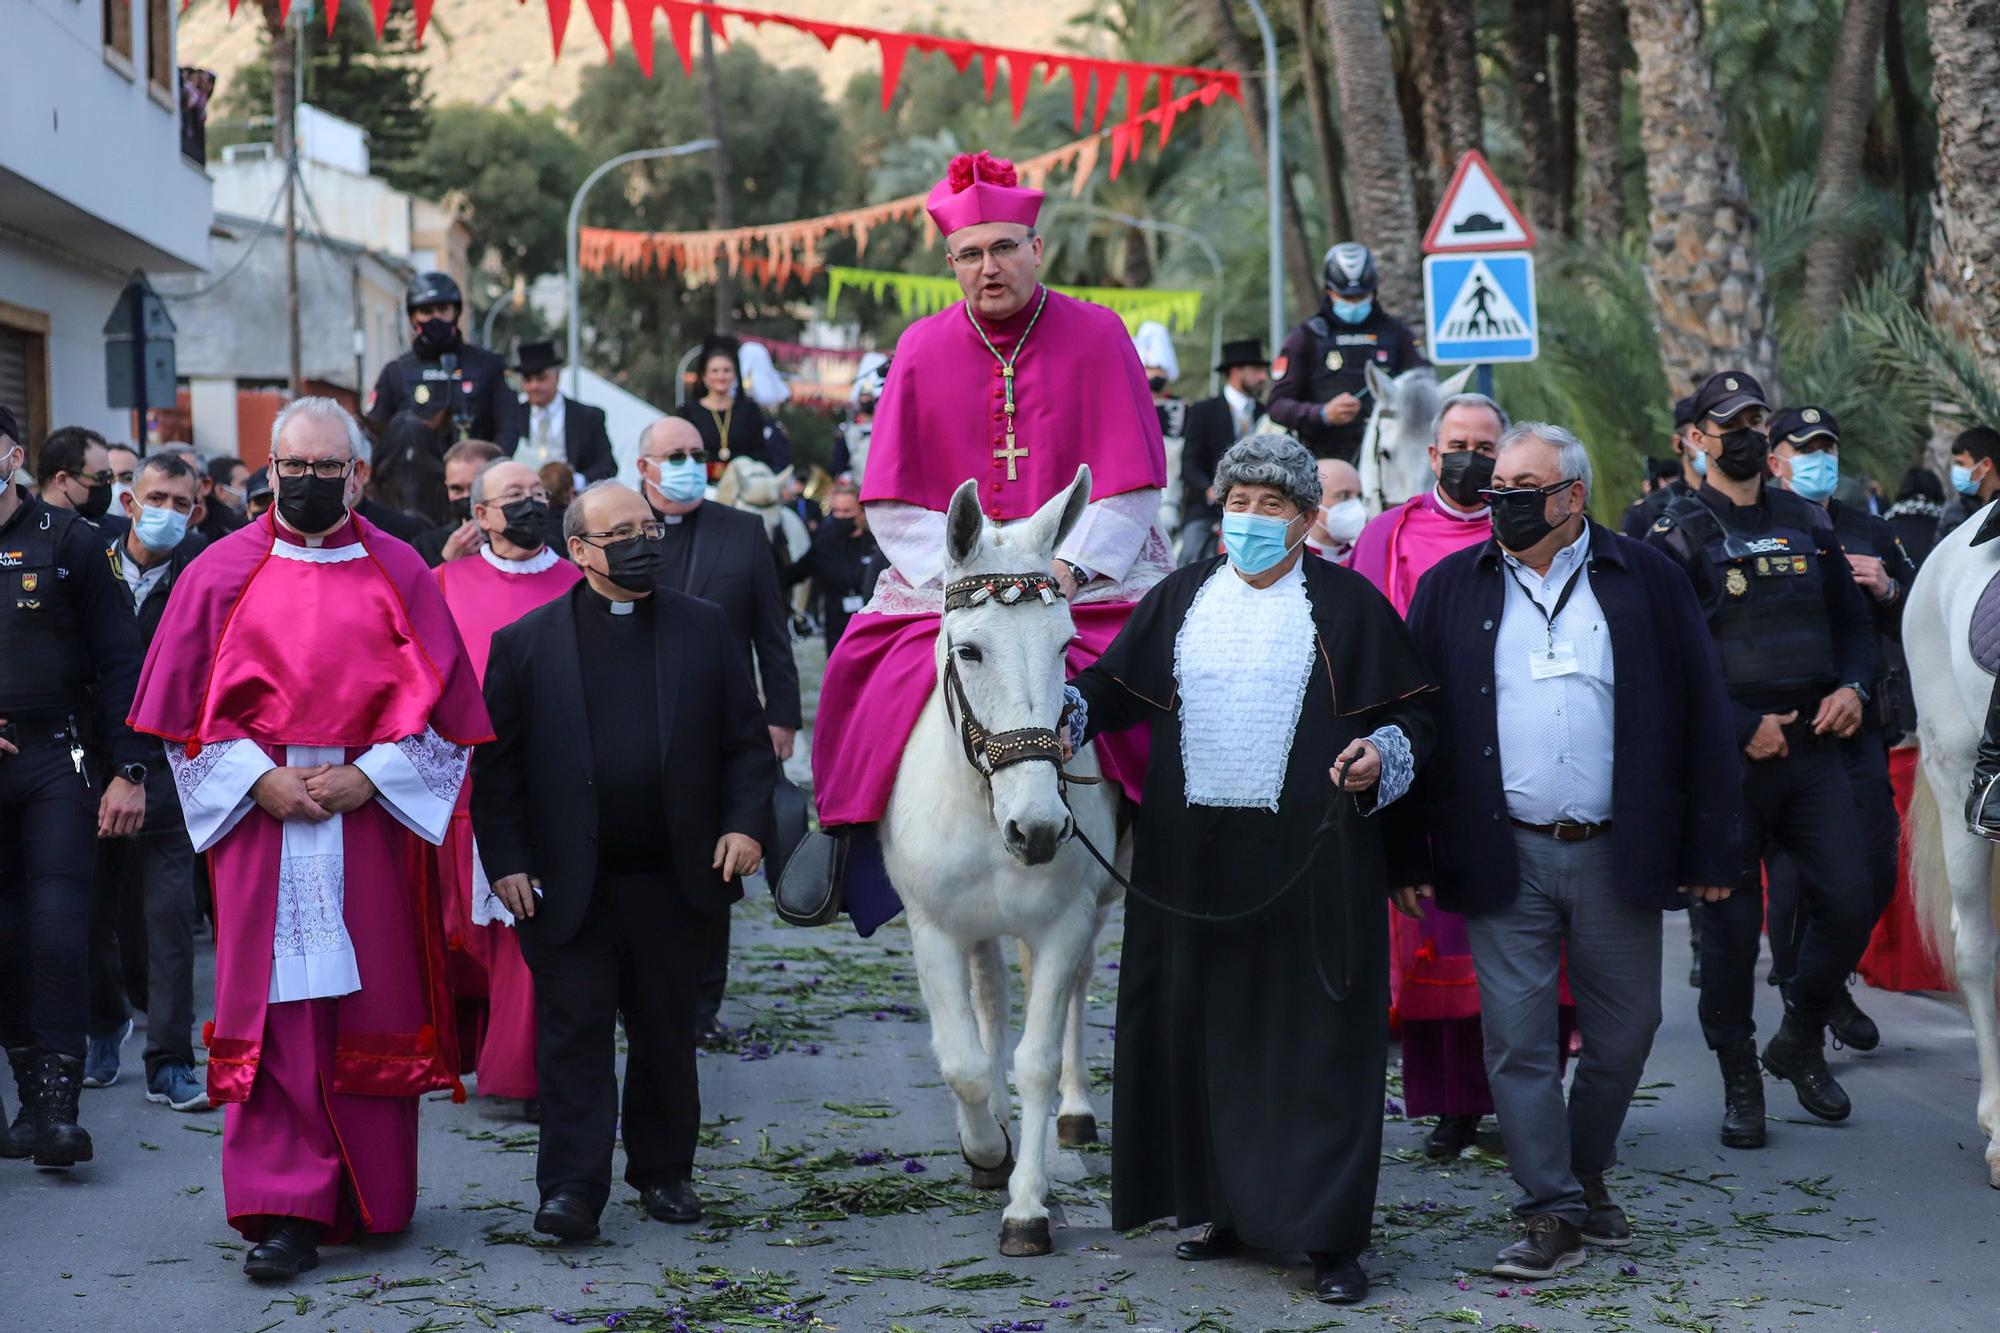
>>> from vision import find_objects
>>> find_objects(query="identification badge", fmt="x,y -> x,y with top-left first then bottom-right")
841,595 -> 865,614
1529,641 -> 1580,679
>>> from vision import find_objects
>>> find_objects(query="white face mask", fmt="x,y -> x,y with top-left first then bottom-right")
1320,496 -> 1367,545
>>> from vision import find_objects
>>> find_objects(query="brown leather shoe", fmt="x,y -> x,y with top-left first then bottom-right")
1492,1214 -> 1586,1280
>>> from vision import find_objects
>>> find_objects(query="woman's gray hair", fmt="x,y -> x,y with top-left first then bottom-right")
270,396 -> 370,465
1497,421 -> 1593,490
1214,433 -> 1322,512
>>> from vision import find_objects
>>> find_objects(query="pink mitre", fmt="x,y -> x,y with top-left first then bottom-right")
925,151 -> 1045,238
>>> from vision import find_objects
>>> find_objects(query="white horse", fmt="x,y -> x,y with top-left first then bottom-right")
879,465 -> 1124,1256
1355,363 -> 1476,512
1902,506 -> 2000,1185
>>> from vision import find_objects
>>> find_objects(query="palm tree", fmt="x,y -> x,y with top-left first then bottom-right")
1294,0 -> 1354,240
1439,0 -> 1483,158
1574,0 -> 1627,243
1922,0 -> 2000,400
1507,0 -> 1560,235
1626,0 -> 1779,395
1317,0 -> 1424,318
1798,0 -> 1890,326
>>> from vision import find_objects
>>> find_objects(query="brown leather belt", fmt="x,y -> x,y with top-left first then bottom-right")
1509,817 -> 1613,843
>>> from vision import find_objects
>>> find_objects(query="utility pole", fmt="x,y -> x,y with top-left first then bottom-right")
698,16 -> 736,333
262,0 -> 304,397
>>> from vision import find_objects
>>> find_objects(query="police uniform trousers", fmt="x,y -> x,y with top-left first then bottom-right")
1698,728 -> 1877,1049
0,736 -> 99,1060
1763,726 -> 1899,990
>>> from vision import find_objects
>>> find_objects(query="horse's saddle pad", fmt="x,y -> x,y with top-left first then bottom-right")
1970,569 -> 2000,675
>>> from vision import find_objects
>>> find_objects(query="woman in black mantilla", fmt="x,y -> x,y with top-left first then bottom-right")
1065,434 -> 1435,1305
675,337 -> 771,477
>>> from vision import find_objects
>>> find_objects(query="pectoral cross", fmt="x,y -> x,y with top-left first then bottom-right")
994,376 -> 1026,480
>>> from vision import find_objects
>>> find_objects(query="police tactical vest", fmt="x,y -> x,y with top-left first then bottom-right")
1666,490 -> 1838,697
1302,312 -> 1381,405
0,499 -> 94,715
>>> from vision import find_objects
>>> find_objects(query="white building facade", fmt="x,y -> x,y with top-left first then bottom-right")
0,0 -> 212,452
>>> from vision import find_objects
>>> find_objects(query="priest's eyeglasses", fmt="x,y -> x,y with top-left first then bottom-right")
577,521 -> 666,546
947,234 -> 1035,267
272,457 -> 354,481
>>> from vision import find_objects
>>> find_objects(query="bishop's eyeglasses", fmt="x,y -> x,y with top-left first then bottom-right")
272,457 -> 354,481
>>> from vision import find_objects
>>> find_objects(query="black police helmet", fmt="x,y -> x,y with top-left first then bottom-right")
406,271 -> 463,316
1321,242 -> 1377,299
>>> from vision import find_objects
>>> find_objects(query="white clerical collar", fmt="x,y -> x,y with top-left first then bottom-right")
1433,485 -> 1489,521
609,598 -> 638,616
480,543 -> 560,575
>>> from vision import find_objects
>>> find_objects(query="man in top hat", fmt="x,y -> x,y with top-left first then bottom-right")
1177,338 -> 1270,564
514,342 -> 617,491
809,149 -> 1170,936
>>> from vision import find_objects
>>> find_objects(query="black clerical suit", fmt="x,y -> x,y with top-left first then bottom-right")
473,584 -> 776,1216
648,498 -> 801,1031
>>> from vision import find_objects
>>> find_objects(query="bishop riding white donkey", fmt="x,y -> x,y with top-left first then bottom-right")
1356,363 -> 1477,512
1904,505 -> 2000,1186
880,466 -> 1123,1256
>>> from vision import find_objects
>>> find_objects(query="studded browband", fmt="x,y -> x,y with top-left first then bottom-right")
943,572 -> 1061,612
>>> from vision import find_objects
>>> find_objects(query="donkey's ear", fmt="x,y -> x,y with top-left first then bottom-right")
1438,364 -> 1477,398
945,478 -> 986,567
1364,361 -> 1395,403
1017,465 -> 1092,560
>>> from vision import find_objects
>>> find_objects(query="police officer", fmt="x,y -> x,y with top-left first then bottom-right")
0,405 -> 149,1168
1266,243 -> 1427,462
364,272 -> 525,450
1620,395 -> 1701,541
1763,407 -> 1914,1052
1644,371 -> 1878,1151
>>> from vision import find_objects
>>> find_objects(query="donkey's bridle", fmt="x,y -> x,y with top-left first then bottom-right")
939,572 -> 1078,781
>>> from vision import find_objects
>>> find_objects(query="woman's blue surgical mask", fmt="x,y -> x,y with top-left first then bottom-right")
1785,451 -> 1839,502
1331,298 -> 1373,324
1953,462 -> 1981,497
653,457 -> 707,504
134,503 -> 189,553
1221,511 -> 1305,576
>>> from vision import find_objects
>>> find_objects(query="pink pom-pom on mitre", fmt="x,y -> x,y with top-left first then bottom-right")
927,150 -> 1043,235
946,151 -> 1019,193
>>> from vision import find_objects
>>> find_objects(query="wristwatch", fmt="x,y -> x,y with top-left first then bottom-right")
1057,558 -> 1088,586
117,762 -> 149,785
1840,681 -> 1871,703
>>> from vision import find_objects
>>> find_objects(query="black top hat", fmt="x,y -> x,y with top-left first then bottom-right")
514,341 -> 565,376
1215,338 -> 1269,372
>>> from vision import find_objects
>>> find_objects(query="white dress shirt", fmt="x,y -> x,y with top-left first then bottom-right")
1495,524 -> 1615,825
1222,383 -> 1259,438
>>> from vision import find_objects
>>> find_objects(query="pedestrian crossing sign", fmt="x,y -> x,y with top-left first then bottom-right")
1422,251 -> 1539,365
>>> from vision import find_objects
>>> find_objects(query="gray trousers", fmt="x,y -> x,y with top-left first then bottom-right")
1464,829 -> 1662,1226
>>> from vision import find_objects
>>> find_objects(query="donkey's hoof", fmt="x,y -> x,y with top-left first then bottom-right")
1056,1114 -> 1098,1147
999,1216 -> 1053,1257
962,1125 -> 1015,1190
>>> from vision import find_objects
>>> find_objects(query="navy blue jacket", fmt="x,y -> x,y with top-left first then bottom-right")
1384,521 -> 1742,914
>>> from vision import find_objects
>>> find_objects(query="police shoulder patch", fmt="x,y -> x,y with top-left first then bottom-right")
1650,515 -> 1674,533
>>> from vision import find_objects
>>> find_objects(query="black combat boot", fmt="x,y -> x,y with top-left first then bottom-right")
1,1047 -> 39,1159
1762,998 -> 1852,1122
1826,986 -> 1881,1052
30,1052 -> 93,1167
1966,681 -> 2000,838
1716,1040 -> 1766,1149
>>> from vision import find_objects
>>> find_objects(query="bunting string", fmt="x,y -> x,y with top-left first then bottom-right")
824,266 -> 1202,334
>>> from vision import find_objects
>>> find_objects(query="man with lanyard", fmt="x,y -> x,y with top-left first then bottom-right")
1265,243 -> 1427,462
1643,371 -> 1878,1151
365,272 -> 524,450
0,404 -> 149,1167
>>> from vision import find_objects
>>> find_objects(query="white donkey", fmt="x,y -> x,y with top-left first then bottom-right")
1903,507 -> 2000,1185
1355,363 -> 1476,512
879,465 -> 1123,1256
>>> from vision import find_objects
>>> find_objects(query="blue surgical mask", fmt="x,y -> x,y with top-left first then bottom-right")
1221,511 -> 1304,576
1953,462 -> 1981,497
1331,298 -> 1373,324
1785,451 -> 1838,502
653,457 -> 707,504
1691,448 -> 1709,478
133,503 -> 189,553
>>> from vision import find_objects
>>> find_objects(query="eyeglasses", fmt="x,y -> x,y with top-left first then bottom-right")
272,457 -> 353,481
77,470 -> 115,487
947,235 -> 1034,268
488,487 -> 551,506
652,449 -> 708,466
1478,479 -> 1578,504
578,521 -> 666,545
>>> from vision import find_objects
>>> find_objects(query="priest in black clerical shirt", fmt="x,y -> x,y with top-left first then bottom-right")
472,481 -> 776,1243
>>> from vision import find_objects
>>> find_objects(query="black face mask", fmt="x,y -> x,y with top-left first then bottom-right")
447,496 -> 472,525
412,317 -> 462,357
1489,482 -> 1579,552
599,535 -> 662,592
76,482 -> 113,521
1715,427 -> 1770,482
276,473 -> 349,535
1437,450 -> 1497,508
1147,375 -> 1169,394
834,516 -> 862,539
498,497 -> 549,550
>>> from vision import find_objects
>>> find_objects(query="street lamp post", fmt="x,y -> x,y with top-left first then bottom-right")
566,139 -> 720,405
1048,204 -> 1226,396
1241,0 -> 1285,358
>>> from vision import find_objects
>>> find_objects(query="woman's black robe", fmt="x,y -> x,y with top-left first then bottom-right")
1070,553 -> 1435,1257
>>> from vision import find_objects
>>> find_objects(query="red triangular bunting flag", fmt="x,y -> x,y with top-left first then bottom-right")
1092,62 -> 1118,130
1004,53 -> 1035,121
370,0 -> 394,41
980,51 -> 999,101
1064,57 -> 1089,128
665,0 -> 701,75
803,20 -> 840,50
412,0 -> 435,45
1108,121 -> 1131,181
624,0 -> 658,75
1155,73 -> 1177,148
944,40 -> 976,75
582,0 -> 619,57
541,0 -> 572,58
877,33 -> 910,110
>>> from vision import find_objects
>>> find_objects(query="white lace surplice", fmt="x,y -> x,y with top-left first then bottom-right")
169,728 -> 468,1004
1175,563 -> 1318,810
